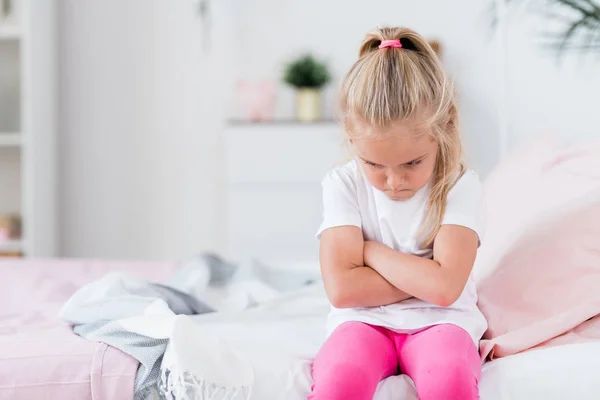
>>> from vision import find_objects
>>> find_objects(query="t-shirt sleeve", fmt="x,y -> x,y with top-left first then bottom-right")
442,169 -> 484,243
315,168 -> 362,239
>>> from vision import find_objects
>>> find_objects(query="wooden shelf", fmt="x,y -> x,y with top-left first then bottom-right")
0,239 -> 24,253
0,6 -> 58,258
0,25 -> 21,40
0,133 -> 22,147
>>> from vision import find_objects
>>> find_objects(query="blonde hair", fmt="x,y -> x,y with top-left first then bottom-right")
339,26 -> 465,248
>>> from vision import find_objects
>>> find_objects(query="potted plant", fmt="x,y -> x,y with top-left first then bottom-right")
283,54 -> 331,122
493,0 -> 600,55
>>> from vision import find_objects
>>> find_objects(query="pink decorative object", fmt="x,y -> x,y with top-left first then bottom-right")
379,39 -> 403,49
237,80 -> 276,122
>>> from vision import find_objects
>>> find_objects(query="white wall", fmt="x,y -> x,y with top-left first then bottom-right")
503,8 -> 600,147
57,0 -> 599,260
229,0 -> 600,169
228,0 -> 503,176
59,0 -> 229,260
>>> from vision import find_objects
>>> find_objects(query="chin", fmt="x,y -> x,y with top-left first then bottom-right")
386,191 -> 414,201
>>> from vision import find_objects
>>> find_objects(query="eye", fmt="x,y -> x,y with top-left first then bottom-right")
364,160 -> 383,168
407,159 -> 422,167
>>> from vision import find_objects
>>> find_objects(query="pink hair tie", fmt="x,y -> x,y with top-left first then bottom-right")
379,39 -> 402,49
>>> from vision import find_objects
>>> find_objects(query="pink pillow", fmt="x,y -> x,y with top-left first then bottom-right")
475,137 -> 600,360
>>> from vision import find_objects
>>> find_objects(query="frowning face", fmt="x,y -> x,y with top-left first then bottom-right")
351,120 -> 438,201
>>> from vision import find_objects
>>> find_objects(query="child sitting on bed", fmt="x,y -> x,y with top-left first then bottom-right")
310,26 -> 486,400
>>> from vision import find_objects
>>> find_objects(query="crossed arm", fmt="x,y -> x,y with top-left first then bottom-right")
319,225 -> 479,308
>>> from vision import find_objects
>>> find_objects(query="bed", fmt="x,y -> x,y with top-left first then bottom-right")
2,257 -> 600,400
177,283 -> 600,400
0,258 -> 178,400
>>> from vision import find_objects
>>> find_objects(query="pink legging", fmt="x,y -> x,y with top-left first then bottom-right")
309,322 -> 480,400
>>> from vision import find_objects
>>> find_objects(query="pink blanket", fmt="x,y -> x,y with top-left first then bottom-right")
475,137 -> 600,360
0,258 -> 178,400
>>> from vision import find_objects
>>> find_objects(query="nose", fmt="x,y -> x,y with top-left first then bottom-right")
387,171 -> 406,191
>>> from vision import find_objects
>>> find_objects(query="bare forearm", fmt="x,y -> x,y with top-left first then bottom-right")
327,265 -> 413,308
364,241 -> 458,307
318,225 -> 414,309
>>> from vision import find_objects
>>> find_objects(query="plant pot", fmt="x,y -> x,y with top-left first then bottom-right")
296,88 -> 321,122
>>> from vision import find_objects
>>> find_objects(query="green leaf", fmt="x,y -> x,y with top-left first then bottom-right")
489,0 -> 600,57
283,54 -> 332,89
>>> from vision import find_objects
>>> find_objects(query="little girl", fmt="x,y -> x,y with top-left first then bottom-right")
310,27 -> 487,400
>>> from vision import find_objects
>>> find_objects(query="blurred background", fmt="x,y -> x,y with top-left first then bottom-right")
0,0 -> 598,263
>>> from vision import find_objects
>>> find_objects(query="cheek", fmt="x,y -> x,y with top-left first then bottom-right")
362,168 -> 387,190
412,160 -> 436,185
407,170 -> 429,186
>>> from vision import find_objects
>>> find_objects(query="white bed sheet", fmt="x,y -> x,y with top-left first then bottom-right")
188,284 -> 600,400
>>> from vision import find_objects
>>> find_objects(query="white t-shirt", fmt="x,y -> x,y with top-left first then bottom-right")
316,159 -> 487,345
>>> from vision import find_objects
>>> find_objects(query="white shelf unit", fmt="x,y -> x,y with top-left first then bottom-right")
0,0 -> 57,257
0,238 -> 23,253
224,121 -> 345,264
0,132 -> 21,146
0,25 -> 20,40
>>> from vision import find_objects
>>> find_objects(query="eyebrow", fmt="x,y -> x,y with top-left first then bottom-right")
359,154 -> 428,166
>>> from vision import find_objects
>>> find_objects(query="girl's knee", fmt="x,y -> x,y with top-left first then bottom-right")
416,361 -> 479,400
310,362 -> 380,400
